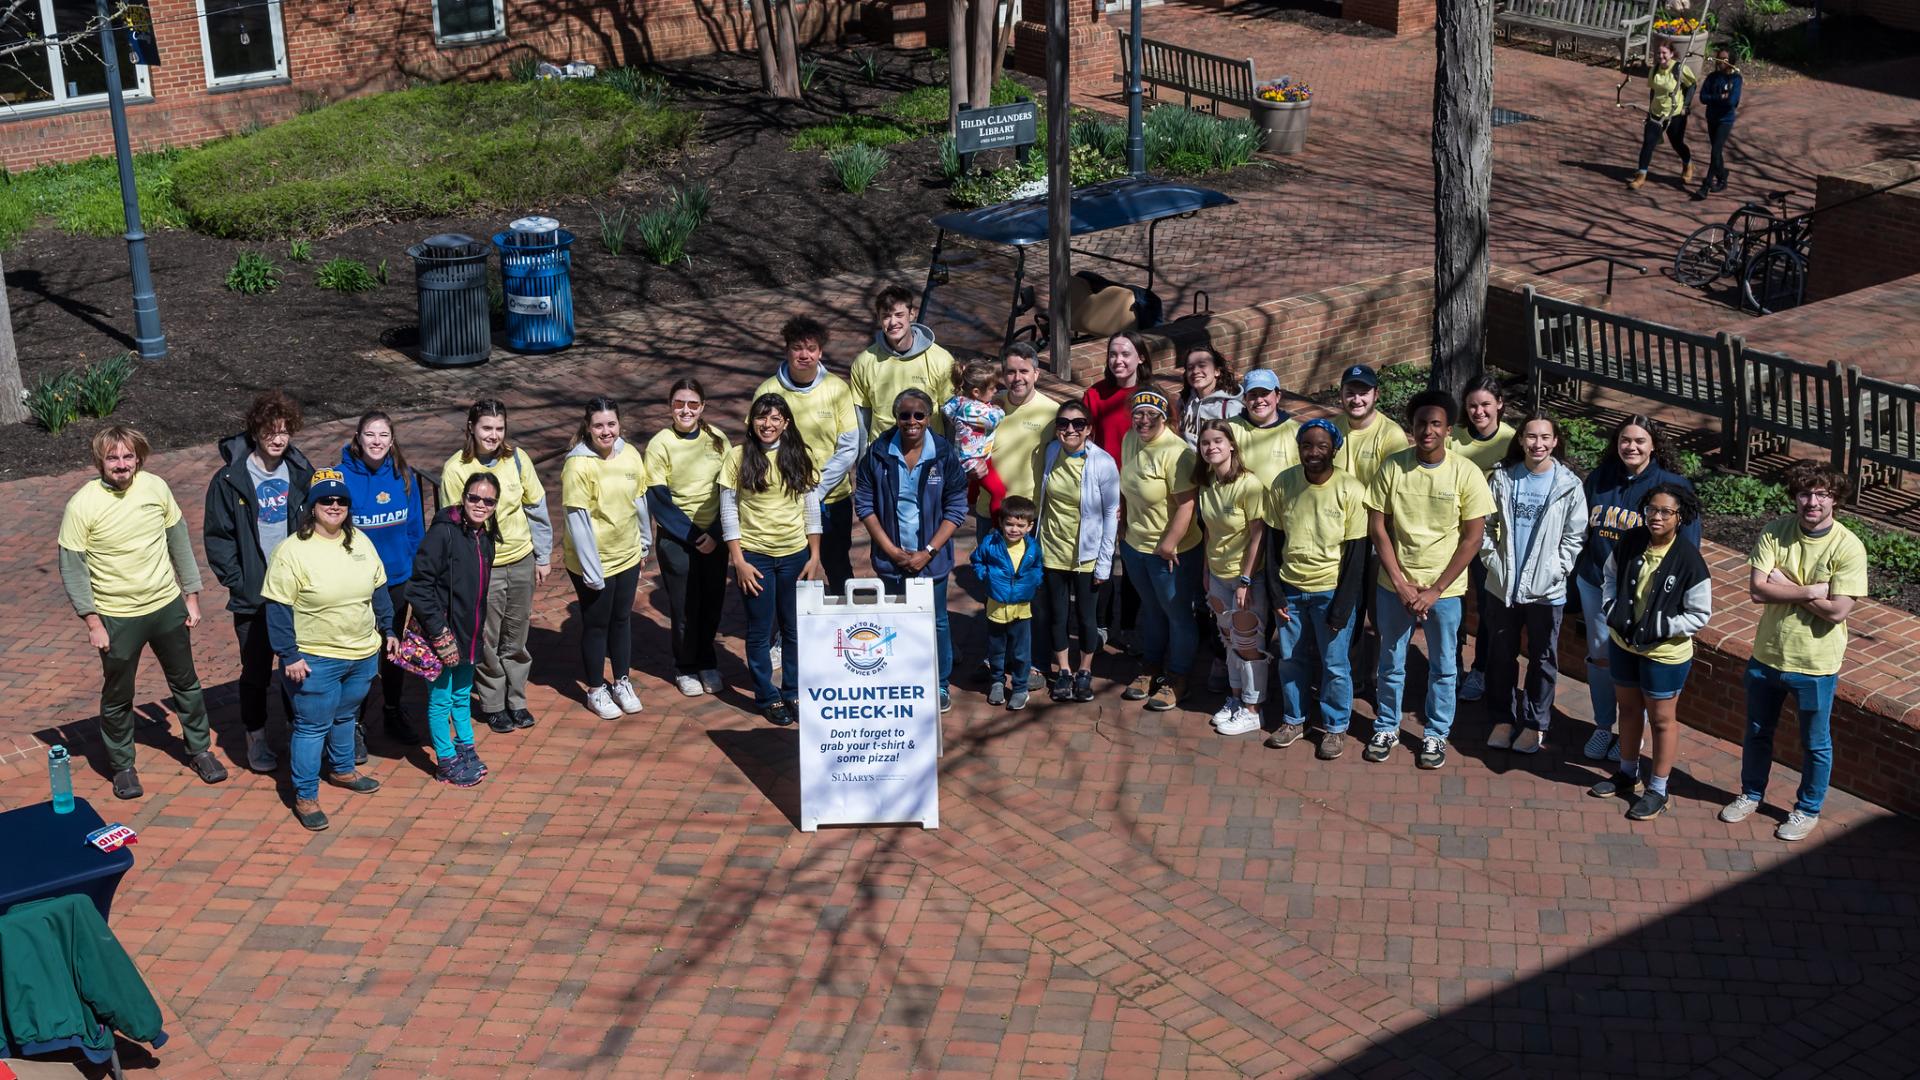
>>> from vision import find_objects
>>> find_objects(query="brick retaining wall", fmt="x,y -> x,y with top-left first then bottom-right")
1805,157 -> 1920,303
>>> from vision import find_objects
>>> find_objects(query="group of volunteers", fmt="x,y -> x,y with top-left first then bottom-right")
58,283 -> 1867,842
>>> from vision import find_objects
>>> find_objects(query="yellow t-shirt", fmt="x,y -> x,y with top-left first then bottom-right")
754,370 -> 857,503
1335,414 -> 1411,490
1749,516 -> 1871,676
643,427 -> 727,531
720,444 -> 810,558
57,472 -> 185,618
1232,415 -> 1302,487
1197,471 -> 1269,580
1612,538 -> 1693,663
987,538 -> 1034,623
1365,448 -> 1494,599
979,393 -> 1060,516
260,530 -> 387,661
561,442 -> 649,578
850,341 -> 956,441
441,447 -> 544,566
1119,428 -> 1201,554
1268,465 -> 1368,592
1040,452 -> 1093,573
1447,422 -> 1516,476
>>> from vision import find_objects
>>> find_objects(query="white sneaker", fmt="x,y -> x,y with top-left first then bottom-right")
1211,697 -> 1242,727
1775,809 -> 1820,841
1486,723 -> 1515,750
586,684 -> 622,720
675,674 -> 705,698
611,676 -> 644,714
1216,707 -> 1261,736
245,729 -> 277,772
699,669 -> 723,695
1460,671 -> 1486,702
1511,728 -> 1543,754
1582,729 -> 1616,761
1719,795 -> 1760,824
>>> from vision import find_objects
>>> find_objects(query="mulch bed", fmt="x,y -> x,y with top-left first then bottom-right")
1,47 -> 1289,482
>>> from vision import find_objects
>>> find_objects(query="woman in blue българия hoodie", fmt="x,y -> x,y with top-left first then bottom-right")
1569,415 -> 1698,756
338,413 -> 427,736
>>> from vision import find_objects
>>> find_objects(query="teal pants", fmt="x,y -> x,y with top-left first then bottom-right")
427,662 -> 476,762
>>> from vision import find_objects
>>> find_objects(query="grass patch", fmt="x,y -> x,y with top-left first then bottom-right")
315,257 -> 379,293
0,149 -> 188,249
789,115 -> 921,152
826,144 -> 891,195
888,76 -> 1030,125
225,251 -> 282,295
173,80 -> 698,239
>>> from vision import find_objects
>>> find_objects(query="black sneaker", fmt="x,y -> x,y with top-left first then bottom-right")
112,767 -> 143,800
485,710 -> 517,734
1626,789 -> 1669,821
189,751 -> 228,784
1316,732 -> 1346,760
1416,736 -> 1447,770
1264,723 -> 1305,749
987,682 -> 1007,707
1362,731 -> 1395,763
383,707 -> 421,744
763,702 -> 795,726
1049,670 -> 1075,703
353,722 -> 369,766
1072,670 -> 1095,702
511,708 -> 537,730
1588,772 -> 1639,799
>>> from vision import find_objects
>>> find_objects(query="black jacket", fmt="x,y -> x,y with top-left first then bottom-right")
203,433 -> 314,614
1603,527 -> 1714,652
407,506 -> 496,664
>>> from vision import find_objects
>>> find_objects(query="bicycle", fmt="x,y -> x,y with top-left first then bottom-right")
1672,189 -> 1811,315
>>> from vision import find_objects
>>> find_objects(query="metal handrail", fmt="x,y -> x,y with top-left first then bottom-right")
1537,254 -> 1648,296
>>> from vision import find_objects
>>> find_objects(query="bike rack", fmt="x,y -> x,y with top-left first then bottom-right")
1537,254 -> 1648,297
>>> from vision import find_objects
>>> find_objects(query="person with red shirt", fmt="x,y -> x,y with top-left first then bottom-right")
1082,330 -> 1151,649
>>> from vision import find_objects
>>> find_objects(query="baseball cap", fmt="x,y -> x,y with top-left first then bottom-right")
1341,364 -> 1379,389
1242,369 -> 1281,395
309,467 -> 351,504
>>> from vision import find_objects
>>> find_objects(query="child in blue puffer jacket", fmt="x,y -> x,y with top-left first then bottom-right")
339,412 -> 427,750
969,496 -> 1043,711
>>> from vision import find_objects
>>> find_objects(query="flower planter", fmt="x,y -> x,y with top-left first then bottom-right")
1251,98 -> 1311,155
1652,31 -> 1711,80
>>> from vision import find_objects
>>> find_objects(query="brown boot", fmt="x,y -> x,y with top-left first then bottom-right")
293,798 -> 329,832
1627,171 -> 1647,190
1123,666 -> 1160,702
1145,674 -> 1185,712
1682,161 -> 1695,185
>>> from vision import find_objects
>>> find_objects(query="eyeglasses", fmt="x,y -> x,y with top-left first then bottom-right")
465,495 -> 498,506
1643,506 -> 1680,519
315,496 -> 348,507
896,411 -> 928,422
1055,418 -> 1091,432
1797,490 -> 1836,503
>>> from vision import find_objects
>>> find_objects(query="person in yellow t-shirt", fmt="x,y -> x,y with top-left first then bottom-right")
848,283 -> 955,442
1728,463 -> 1871,842
978,343 -> 1060,526
261,467 -> 400,832
645,378 -> 733,700
442,399 -> 555,736
1447,375 -> 1516,708
1193,420 -> 1270,736
1032,400 -> 1121,706
755,316 -> 860,590
1230,368 -> 1302,486
1590,484 -> 1712,824
58,426 -> 220,798
1266,419 -> 1369,758
1334,364 -> 1411,698
1117,390 -> 1203,711
1364,390 -> 1493,771
562,397 -> 653,722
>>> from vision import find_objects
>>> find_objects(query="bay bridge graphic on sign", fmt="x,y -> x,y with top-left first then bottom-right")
835,623 -> 896,676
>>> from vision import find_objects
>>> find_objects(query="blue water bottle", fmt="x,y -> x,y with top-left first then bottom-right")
49,745 -> 74,814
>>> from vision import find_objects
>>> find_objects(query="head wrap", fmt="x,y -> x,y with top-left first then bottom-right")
1297,417 -> 1343,451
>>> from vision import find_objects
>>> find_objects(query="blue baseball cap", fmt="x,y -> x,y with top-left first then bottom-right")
1242,369 -> 1281,395
1341,364 -> 1378,389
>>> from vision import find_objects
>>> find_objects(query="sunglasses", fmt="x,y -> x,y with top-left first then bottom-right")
465,495 -> 498,506
315,496 -> 349,507
896,411 -> 928,422
1055,418 -> 1091,432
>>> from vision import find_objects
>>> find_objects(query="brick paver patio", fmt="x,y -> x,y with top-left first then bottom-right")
8,14 -> 1920,1078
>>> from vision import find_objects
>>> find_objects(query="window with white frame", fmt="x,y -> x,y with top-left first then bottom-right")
0,0 -> 151,114
434,0 -> 506,44
198,0 -> 287,87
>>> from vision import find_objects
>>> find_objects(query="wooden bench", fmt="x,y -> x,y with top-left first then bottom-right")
1495,0 -> 1657,71
1524,286 -> 1738,457
1733,348 -> 1847,471
1121,38 -> 1259,115
1850,369 -> 1920,505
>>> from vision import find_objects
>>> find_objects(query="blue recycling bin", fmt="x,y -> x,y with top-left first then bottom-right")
492,217 -> 575,353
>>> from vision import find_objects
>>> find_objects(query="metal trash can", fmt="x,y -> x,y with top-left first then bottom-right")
492,216 -> 575,354
406,233 -> 491,368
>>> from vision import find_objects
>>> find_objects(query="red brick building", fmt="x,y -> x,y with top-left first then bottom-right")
0,0 -> 861,170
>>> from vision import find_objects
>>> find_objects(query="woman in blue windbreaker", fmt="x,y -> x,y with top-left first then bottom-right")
1570,414 -> 1698,766
340,411 -> 426,756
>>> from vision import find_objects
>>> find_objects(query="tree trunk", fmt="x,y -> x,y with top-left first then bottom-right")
970,0 -> 997,110
771,0 -> 803,99
988,0 -> 1013,89
1430,0 -> 1493,399
948,0 -> 972,136
749,0 -> 781,93
0,253 -> 21,427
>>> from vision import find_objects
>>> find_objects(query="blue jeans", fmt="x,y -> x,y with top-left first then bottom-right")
1373,586 -> 1463,739
882,574 -> 952,693
1274,584 -> 1357,732
288,652 -> 379,800
1742,659 -> 1837,815
1119,543 -> 1203,676
986,618 -> 1033,691
1606,640 -> 1691,700
742,549 -> 806,709
1575,575 -> 1616,733
427,662 -> 477,762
